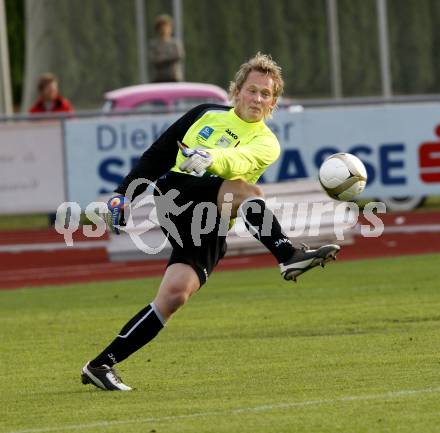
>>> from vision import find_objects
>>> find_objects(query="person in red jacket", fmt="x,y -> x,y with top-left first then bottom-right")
29,73 -> 74,113
29,73 -> 73,227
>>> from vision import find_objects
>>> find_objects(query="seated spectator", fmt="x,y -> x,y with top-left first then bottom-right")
149,14 -> 184,83
29,73 -> 74,113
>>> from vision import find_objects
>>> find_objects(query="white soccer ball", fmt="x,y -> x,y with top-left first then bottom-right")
319,153 -> 368,201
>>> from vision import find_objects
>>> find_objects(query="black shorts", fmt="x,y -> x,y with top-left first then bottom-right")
154,172 -> 227,286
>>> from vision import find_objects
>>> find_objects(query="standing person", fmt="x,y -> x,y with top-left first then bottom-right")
81,53 -> 340,391
149,14 -> 184,83
28,73 -> 74,114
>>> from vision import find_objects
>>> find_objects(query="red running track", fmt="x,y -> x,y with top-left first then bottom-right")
0,211 -> 439,290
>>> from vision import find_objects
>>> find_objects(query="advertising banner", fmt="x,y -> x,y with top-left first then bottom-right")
64,104 -> 440,208
64,114 -> 179,207
264,104 -> 440,199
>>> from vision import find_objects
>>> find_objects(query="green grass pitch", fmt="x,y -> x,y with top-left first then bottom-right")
1,254 -> 440,433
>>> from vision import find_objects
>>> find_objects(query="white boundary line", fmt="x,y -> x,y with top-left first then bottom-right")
8,386 -> 440,433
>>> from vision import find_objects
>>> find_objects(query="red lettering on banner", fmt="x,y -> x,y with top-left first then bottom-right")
419,125 -> 440,183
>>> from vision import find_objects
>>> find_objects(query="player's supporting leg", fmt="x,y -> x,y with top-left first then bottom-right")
82,263 -> 199,391
217,180 -> 340,281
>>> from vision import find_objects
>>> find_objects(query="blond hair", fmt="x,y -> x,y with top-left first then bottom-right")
229,52 -> 284,113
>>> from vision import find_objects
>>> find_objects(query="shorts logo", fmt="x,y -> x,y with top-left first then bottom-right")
274,238 -> 292,247
198,126 -> 214,140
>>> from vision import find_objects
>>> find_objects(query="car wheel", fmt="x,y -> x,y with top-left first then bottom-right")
379,196 -> 426,211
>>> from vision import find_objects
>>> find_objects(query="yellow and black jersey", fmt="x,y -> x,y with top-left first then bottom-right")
116,104 -> 280,198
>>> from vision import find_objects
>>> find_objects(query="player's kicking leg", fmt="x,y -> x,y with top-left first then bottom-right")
217,180 -> 340,282
81,263 -> 199,390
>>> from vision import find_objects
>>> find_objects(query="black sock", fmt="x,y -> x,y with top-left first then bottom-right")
239,198 -> 295,264
90,303 -> 165,367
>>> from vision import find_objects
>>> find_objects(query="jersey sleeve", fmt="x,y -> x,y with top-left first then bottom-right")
206,134 -> 280,180
115,104 -> 229,198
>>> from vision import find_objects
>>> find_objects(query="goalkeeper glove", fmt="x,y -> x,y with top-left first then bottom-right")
105,194 -> 127,235
178,141 -> 213,175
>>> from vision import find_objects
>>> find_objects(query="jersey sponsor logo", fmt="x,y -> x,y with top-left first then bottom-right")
226,128 -> 238,140
215,135 -> 232,147
198,126 -> 214,140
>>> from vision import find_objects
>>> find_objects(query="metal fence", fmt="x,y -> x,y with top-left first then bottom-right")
1,0 -> 440,114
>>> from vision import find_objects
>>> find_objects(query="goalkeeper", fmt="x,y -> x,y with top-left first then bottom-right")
81,53 -> 340,391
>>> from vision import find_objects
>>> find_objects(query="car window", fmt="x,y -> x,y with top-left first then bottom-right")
172,97 -> 225,110
102,100 -> 114,112
133,99 -> 168,113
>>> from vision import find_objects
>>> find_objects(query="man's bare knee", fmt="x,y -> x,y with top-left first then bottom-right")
164,286 -> 190,314
154,283 -> 193,318
153,264 -> 200,320
231,179 -> 264,200
246,183 -> 264,199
